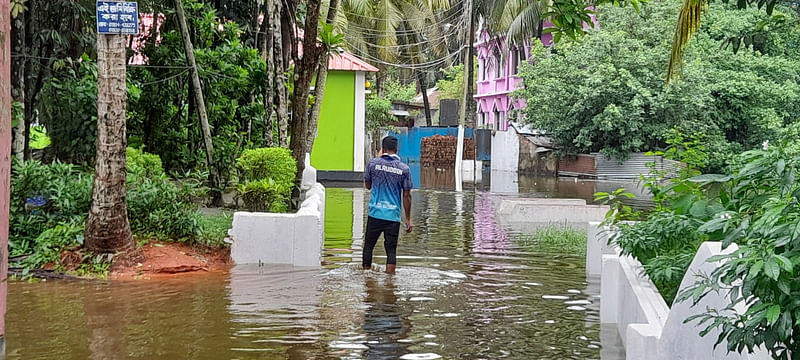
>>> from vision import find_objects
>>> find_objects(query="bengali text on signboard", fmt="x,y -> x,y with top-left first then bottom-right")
97,1 -> 139,35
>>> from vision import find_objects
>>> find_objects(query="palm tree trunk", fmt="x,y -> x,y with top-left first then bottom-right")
260,0 -> 274,147
176,0 -> 223,206
85,34 -> 132,253
11,12 -> 24,159
274,0 -> 290,148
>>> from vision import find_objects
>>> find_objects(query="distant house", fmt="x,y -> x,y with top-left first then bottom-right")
474,28 -> 551,131
389,91 -> 440,128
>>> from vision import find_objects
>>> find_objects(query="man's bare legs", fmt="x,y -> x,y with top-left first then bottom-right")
385,264 -> 396,275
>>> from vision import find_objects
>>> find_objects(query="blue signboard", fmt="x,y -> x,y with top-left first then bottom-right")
97,1 -> 139,35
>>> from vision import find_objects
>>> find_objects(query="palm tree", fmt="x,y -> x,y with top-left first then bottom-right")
477,0 -> 548,45
85,34 -> 133,253
337,0 -> 456,125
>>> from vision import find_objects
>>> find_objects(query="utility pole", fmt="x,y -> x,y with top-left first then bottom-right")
175,0 -> 222,206
459,0 -> 475,127
0,0 -> 10,353
455,0 -> 474,191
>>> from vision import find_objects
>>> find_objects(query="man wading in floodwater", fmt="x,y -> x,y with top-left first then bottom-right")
363,136 -> 413,275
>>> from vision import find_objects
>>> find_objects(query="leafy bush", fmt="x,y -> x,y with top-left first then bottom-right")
19,221 -> 85,270
236,147 -> 296,186
675,133 -> 800,358
366,96 -> 394,131
235,148 -> 296,212
10,159 -> 92,257
38,57 -> 98,164
595,188 -> 642,225
11,153 -> 216,268
610,125 -> 800,357
237,178 -> 289,213
126,147 -> 164,178
197,212 -> 233,247
436,62 -> 477,102
126,173 -> 202,241
614,213 -> 706,303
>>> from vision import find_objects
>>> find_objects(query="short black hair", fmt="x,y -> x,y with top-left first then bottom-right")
382,136 -> 398,151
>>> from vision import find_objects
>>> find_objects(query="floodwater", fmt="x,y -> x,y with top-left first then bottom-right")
6,186 -> 625,359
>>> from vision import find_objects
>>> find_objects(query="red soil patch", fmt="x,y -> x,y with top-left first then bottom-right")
109,242 -> 231,279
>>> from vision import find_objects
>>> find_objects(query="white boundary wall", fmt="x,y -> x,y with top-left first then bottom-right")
229,156 -> 326,267
490,127 -> 519,173
495,198 -> 608,231
588,223 -> 771,360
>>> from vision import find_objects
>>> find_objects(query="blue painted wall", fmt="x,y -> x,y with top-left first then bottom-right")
387,127 -> 474,188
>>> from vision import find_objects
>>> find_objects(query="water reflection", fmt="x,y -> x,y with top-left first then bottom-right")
362,277 -> 410,359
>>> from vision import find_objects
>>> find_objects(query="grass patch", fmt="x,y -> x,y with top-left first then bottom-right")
517,226 -> 587,256
197,211 -> 233,247
29,126 -> 51,150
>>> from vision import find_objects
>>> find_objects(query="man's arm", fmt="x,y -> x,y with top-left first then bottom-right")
365,181 -> 371,190
403,189 -> 412,232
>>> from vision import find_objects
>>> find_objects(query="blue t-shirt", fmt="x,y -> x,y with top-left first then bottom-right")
365,154 -> 413,222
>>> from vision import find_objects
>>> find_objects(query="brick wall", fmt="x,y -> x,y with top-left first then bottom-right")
420,135 -> 475,168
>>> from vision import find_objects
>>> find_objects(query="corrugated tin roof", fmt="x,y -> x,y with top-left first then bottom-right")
593,153 -> 683,180
329,50 -> 380,72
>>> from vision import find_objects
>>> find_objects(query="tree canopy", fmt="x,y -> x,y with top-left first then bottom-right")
515,0 -> 800,171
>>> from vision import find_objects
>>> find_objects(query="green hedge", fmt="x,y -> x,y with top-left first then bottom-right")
235,148 -> 296,212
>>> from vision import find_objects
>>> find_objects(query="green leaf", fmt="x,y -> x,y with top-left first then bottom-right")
699,217 -> 728,233
749,260 -> 764,280
791,222 -> 800,242
767,304 -> 781,325
777,159 -> 786,175
774,255 -> 793,272
777,279 -> 791,295
688,174 -> 732,183
690,200 -> 708,218
765,258 -> 780,281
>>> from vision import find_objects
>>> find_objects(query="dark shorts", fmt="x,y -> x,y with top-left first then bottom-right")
362,216 -> 401,266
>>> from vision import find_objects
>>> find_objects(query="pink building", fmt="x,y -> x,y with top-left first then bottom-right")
474,17 -> 596,131
474,28 -> 553,131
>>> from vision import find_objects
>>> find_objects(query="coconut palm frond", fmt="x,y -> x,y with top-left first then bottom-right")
506,0 -> 543,46
374,0 -> 402,60
343,0 -> 371,16
499,0 -> 523,30
667,0 -> 707,82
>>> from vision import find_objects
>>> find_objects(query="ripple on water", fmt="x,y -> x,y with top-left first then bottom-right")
329,341 -> 369,350
321,264 -> 465,292
399,353 -> 443,360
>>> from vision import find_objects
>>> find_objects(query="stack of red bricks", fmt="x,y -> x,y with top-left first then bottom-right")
420,135 -> 475,168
